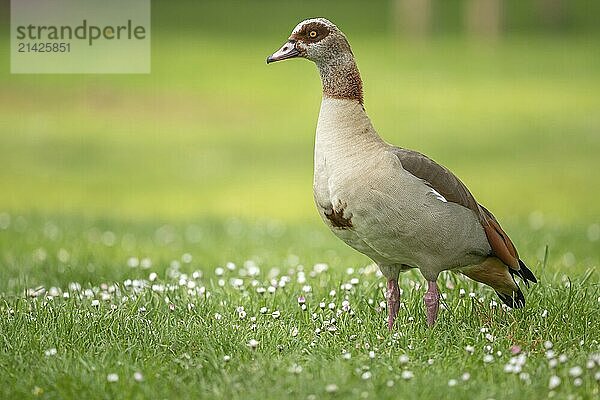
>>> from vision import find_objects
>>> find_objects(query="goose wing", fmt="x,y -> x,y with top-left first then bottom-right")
390,147 -> 536,285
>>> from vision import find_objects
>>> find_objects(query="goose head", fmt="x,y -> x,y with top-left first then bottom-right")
266,18 -> 353,66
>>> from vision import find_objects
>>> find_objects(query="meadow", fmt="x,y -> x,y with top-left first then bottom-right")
1,1 -> 599,398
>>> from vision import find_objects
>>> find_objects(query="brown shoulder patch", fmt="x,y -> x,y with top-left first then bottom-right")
324,201 -> 353,229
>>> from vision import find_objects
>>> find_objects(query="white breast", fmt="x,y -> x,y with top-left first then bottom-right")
313,97 -> 384,208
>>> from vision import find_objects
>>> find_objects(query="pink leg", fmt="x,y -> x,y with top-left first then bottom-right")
423,280 -> 439,327
386,279 -> 400,331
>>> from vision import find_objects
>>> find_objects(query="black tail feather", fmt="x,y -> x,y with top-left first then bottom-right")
497,259 -> 536,308
515,259 -> 538,287
495,288 -> 525,309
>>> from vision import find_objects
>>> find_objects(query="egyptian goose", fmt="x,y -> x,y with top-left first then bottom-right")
267,18 -> 537,328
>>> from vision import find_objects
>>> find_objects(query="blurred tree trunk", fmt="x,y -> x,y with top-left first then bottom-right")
465,0 -> 503,39
535,0 -> 565,30
393,0 -> 432,39
1,0 -> 9,24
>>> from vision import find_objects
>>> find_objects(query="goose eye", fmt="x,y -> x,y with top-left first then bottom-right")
309,30 -> 318,38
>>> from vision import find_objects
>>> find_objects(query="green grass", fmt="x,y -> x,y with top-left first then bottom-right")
0,214 -> 599,399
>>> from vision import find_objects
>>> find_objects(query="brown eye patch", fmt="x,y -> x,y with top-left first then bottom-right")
290,22 -> 330,43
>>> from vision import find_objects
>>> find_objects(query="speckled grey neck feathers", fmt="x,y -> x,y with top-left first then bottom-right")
317,52 -> 363,104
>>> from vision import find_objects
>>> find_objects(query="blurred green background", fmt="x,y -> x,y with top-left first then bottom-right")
0,0 -> 599,225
